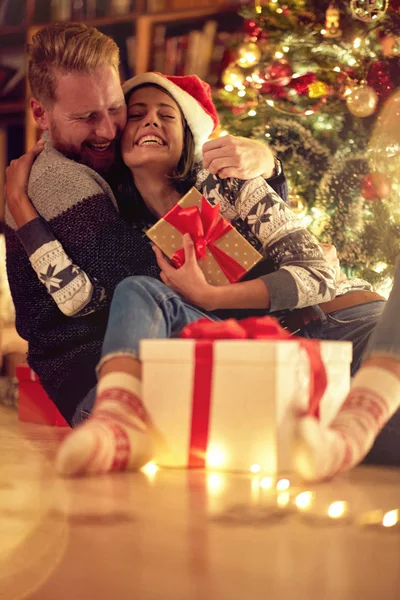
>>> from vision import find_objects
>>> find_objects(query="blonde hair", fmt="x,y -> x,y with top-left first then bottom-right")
28,21 -> 120,106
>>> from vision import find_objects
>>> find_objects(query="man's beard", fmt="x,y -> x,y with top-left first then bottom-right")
49,120 -> 118,176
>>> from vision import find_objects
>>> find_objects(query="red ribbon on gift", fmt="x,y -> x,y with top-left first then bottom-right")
163,195 -> 247,284
180,316 -> 327,468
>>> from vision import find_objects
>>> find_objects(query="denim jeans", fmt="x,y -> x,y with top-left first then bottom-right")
72,276 -> 219,425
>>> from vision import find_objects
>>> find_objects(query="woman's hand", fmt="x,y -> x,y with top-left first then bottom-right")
4,139 -> 45,228
152,234 -> 218,311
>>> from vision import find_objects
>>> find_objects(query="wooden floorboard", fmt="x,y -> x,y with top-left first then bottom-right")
1,406 -> 399,600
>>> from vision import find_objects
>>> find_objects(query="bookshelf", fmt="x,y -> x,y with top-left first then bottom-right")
0,0 -> 246,158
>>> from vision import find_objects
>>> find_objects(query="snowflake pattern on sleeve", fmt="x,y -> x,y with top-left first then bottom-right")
29,240 -> 107,317
195,168 -> 336,310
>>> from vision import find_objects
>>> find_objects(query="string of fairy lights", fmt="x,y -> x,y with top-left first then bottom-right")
142,461 -> 400,531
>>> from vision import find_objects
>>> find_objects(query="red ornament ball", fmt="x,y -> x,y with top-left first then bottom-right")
360,172 -> 391,201
266,59 -> 293,86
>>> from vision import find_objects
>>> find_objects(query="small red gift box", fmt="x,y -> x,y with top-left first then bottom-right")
16,365 -> 68,427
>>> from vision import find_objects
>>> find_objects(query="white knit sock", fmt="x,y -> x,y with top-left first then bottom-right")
56,372 -> 155,477
294,366 -> 400,482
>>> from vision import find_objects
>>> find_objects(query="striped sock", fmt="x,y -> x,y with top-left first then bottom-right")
56,372 -> 155,477
294,366 -> 400,482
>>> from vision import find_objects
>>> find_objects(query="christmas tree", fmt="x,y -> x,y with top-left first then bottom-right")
215,0 -> 400,293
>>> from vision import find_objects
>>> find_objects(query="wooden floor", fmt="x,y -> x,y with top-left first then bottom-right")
1,406 -> 400,600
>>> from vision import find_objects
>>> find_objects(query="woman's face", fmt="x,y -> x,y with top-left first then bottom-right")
121,86 -> 184,175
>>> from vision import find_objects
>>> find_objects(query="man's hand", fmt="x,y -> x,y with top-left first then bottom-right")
202,135 -> 275,180
4,139 -> 44,228
152,234 -> 217,311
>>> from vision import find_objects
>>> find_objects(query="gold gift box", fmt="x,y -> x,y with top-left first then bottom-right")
146,187 -> 263,286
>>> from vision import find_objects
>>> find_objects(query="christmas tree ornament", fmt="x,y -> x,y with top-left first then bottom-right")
350,0 -> 388,23
266,59 -> 293,86
324,4 -> 342,38
244,20 -> 263,40
360,172 -> 391,201
367,61 -> 394,103
345,84 -> 378,117
222,64 -> 246,88
236,42 -> 262,69
380,35 -> 400,58
308,81 -> 329,99
288,192 -> 308,217
368,90 -> 400,179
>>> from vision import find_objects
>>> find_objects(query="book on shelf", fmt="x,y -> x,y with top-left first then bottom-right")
150,18 -> 231,84
125,35 -> 136,75
152,25 -> 167,73
109,0 -> 133,16
146,0 -> 167,12
0,0 -> 25,26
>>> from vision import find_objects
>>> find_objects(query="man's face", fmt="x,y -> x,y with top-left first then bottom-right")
42,66 -> 127,173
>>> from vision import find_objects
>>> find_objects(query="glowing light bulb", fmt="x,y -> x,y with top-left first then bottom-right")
207,473 -> 225,495
224,85 -> 234,92
382,510 -> 398,528
305,110 -> 314,116
248,110 -> 257,117
206,446 -> 225,468
321,28 -> 327,35
276,478 -> 290,491
266,100 -> 275,107
295,491 -> 313,510
255,5 -> 262,13
238,90 -> 246,97
274,51 -> 284,59
328,501 -> 348,519
283,46 -> 290,52
277,492 -> 290,507
260,476 -> 273,489
353,37 -> 361,49
141,462 -> 159,476
333,66 -> 341,72
250,464 -> 261,473
219,130 -> 228,137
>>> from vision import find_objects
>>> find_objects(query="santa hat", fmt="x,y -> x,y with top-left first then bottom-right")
122,72 -> 219,160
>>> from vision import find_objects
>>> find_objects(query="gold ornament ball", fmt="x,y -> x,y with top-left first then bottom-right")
345,84 -> 378,117
308,81 -> 329,99
236,42 -> 262,69
222,64 -> 246,88
368,90 -> 400,178
288,193 -> 307,216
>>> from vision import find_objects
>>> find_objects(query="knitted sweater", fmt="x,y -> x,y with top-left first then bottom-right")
5,143 -> 160,423
5,142 -> 336,423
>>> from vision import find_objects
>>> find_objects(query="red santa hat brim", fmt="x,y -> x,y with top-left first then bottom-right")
122,72 -> 218,160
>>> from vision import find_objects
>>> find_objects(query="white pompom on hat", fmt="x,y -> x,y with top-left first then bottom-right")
122,72 -> 219,160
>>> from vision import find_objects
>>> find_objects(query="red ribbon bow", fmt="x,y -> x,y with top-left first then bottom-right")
180,316 -> 327,468
163,196 -> 247,283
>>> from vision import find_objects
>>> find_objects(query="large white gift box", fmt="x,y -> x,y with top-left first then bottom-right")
141,336 -> 352,474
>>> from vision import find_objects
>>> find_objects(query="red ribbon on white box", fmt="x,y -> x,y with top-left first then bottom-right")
180,316 -> 327,468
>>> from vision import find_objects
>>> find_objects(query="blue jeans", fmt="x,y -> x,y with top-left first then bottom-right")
72,276 -> 219,425
72,274 -> 399,466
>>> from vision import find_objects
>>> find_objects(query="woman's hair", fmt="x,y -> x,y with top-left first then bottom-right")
28,21 -> 120,107
117,83 -> 197,222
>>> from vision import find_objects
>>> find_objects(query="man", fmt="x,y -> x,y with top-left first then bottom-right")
4,22 -> 286,424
